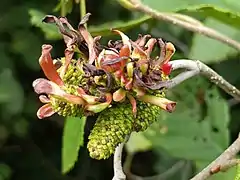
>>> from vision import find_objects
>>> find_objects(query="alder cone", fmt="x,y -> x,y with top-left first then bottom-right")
87,103 -> 133,160
60,58 -> 86,86
133,102 -> 161,132
87,99 -> 162,160
50,98 -> 84,117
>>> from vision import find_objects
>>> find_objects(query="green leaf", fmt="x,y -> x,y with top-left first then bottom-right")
146,87 -> 230,170
116,0 -> 135,10
125,132 -> 152,154
168,76 -> 208,111
62,116 -> 86,174
141,0 -> 200,12
29,9 -> 61,40
140,1 -> 240,30
88,15 -> 151,36
184,5 -> 240,30
204,88 -> 230,149
189,18 -> 240,63
141,0 -> 227,12
151,77 -> 234,180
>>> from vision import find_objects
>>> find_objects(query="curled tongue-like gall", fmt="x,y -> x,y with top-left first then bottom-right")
39,45 -> 64,86
166,103 -> 176,113
37,104 -> 55,119
113,88 -> 126,102
139,94 -> 176,113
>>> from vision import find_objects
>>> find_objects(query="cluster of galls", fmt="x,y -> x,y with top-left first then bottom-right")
32,13 -> 176,160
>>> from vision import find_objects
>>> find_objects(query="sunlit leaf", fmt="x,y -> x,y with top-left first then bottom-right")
141,0 -> 206,12
184,5 -> 240,30
146,87 -> 230,171
62,116 -> 86,174
204,88 -> 230,148
189,18 -> 240,63
140,1 -> 240,29
141,0 -> 232,12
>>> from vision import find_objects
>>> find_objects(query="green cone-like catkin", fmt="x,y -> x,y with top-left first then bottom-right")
48,58 -> 86,117
87,100 -> 162,160
87,103 -> 134,160
49,83 -> 84,117
132,91 -> 165,131
133,102 -> 161,132
50,97 -> 84,117
58,58 -> 86,86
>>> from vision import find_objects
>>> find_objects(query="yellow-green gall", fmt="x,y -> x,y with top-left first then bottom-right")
133,102 -> 161,132
87,99 -> 162,160
87,103 -> 134,160
50,97 -> 84,117
58,58 -> 86,86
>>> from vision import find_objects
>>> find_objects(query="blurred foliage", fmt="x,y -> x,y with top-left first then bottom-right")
1,0 -> 240,179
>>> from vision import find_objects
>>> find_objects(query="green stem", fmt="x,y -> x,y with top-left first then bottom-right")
117,0 -> 135,10
60,0 -> 66,16
80,0 -> 87,27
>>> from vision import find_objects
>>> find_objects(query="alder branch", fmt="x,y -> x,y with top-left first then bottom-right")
164,59 -> 240,179
112,137 -> 129,180
128,0 -> 240,51
112,59 -> 240,180
190,137 -> 240,180
165,70 -> 199,89
168,59 -> 240,100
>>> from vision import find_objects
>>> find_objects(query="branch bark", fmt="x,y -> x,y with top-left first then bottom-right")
128,0 -> 240,51
112,138 -> 128,180
168,59 -> 240,100
190,137 -> 240,180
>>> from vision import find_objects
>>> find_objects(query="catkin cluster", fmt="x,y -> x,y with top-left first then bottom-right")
33,14 -> 176,160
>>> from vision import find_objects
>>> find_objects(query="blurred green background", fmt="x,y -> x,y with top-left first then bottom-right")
0,0 -> 240,179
